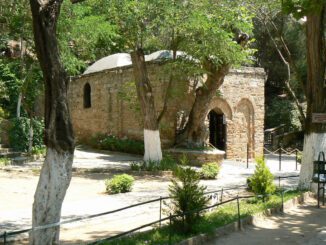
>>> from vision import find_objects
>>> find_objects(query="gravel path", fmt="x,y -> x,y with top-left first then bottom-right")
0,149 -> 301,244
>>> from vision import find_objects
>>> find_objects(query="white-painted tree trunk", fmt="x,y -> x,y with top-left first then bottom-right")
30,148 -> 74,245
299,132 -> 326,190
144,129 -> 162,162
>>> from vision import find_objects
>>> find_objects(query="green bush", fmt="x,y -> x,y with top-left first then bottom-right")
31,146 -> 46,156
8,117 -> 44,152
130,154 -> 178,172
0,157 -> 10,166
297,152 -> 302,163
105,174 -> 134,194
200,162 -> 220,179
167,166 -> 209,233
91,134 -> 144,155
248,157 -> 276,198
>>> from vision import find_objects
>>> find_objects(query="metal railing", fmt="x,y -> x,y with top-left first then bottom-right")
263,146 -> 301,171
0,175 -> 300,245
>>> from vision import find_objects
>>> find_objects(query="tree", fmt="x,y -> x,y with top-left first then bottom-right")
252,0 -> 307,130
283,0 -> 326,188
175,0 -> 254,147
29,0 -> 75,244
108,0 -> 172,162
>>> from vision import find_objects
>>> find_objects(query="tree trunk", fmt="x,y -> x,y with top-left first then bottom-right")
176,60 -> 230,147
30,149 -> 74,244
130,49 -> 162,162
16,92 -> 22,118
28,117 -> 34,153
299,3 -> 326,189
29,1 -> 75,244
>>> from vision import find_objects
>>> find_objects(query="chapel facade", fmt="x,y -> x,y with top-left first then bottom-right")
68,52 -> 265,160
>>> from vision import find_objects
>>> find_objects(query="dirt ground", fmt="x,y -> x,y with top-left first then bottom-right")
207,197 -> 326,245
0,149 -> 303,244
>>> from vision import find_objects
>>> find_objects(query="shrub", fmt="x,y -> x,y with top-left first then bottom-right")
31,146 -> 46,156
0,157 -> 10,166
297,152 -> 302,163
200,162 -> 220,179
248,157 -> 276,198
8,117 -> 44,152
167,166 -> 209,233
105,174 -> 134,194
91,134 -> 144,155
130,155 -> 178,172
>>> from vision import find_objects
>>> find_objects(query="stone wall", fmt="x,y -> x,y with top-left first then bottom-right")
216,68 -> 265,159
69,64 -> 265,160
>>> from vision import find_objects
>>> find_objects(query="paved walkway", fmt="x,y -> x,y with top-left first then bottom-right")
207,198 -> 326,245
0,148 -> 300,244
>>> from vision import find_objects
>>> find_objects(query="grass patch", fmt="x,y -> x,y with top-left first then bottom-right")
31,168 -> 41,175
99,190 -> 303,245
0,157 -> 11,166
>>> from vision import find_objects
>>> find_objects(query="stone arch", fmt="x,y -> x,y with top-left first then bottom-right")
235,98 -> 255,158
83,82 -> 91,108
209,97 -> 233,120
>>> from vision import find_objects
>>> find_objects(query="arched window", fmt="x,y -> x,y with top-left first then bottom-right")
83,83 -> 91,108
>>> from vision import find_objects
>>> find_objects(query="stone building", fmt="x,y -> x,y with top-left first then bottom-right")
68,51 -> 265,160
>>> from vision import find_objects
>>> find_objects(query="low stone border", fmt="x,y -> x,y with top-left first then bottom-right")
165,148 -> 225,167
178,192 -> 312,245
72,167 -> 174,177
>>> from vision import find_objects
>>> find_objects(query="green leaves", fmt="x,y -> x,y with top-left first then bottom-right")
105,174 -> 135,194
57,0 -> 122,75
282,0 -> 325,19
248,157 -> 276,197
168,166 -> 209,233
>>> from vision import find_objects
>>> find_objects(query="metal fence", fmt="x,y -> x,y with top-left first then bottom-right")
262,146 -> 301,171
0,175 -> 299,245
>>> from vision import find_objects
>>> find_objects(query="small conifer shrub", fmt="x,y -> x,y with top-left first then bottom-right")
167,167 -> 209,233
248,157 -> 276,198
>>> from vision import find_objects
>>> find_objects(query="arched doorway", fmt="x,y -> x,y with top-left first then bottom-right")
208,109 -> 226,152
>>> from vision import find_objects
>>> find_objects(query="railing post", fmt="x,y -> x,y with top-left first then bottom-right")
281,190 -> 284,213
247,143 -> 249,169
236,196 -> 241,230
220,188 -> 224,203
169,213 -> 172,245
279,176 -> 281,188
295,150 -> 298,171
279,146 -> 282,171
159,196 -> 162,227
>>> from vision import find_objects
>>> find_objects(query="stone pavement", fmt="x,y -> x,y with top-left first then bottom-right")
0,148 -> 300,244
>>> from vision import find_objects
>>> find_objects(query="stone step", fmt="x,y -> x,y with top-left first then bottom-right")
11,156 -> 29,165
0,152 -> 25,158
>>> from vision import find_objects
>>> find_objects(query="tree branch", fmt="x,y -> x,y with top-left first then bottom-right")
70,0 -> 86,4
263,20 -> 306,129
